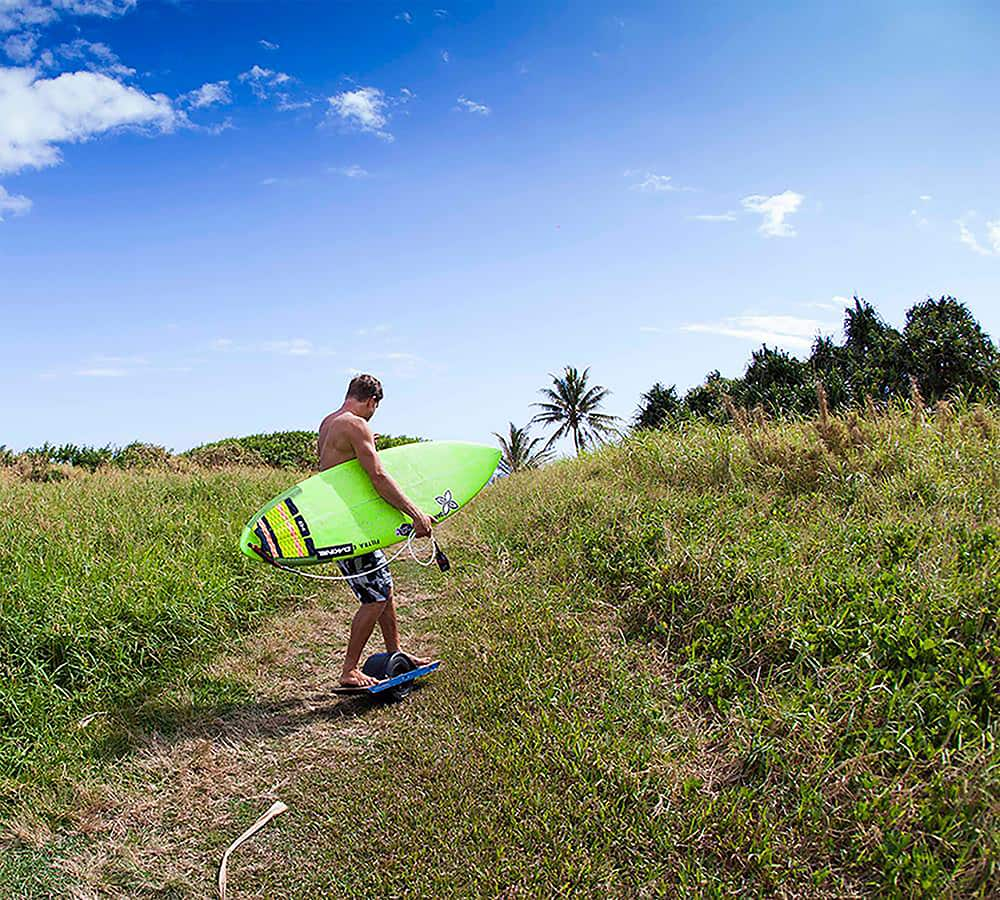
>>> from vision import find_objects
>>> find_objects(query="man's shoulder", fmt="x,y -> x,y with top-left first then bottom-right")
320,411 -> 369,436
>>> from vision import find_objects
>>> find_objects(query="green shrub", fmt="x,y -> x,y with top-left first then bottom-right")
185,430 -> 422,469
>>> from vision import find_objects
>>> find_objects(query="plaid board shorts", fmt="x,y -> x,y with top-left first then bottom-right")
336,550 -> 393,604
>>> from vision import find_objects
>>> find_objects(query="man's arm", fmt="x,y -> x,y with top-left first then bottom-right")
347,419 -> 433,537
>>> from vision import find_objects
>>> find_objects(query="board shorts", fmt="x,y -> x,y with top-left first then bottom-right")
337,551 -> 393,604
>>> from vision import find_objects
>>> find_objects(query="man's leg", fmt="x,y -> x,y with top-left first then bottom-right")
341,602 -> 383,687
337,552 -> 390,687
378,587 -> 400,653
378,588 -> 432,666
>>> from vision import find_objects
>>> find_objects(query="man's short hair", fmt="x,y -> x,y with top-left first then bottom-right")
346,374 -> 383,403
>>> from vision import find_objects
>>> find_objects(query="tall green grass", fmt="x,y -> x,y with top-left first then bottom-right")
0,468 -> 303,805
458,403 -> 998,894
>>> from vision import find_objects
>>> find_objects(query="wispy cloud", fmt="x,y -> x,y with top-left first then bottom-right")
628,171 -> 691,193
179,80 -> 232,109
0,184 -> 31,220
802,296 -> 850,312
0,66 -> 176,176
261,339 -> 313,356
330,164 -> 369,178
38,38 -> 134,77
258,39 -> 279,50
433,9 -> 449,17
77,368 -> 128,377
0,0 -> 136,33
2,31 -> 37,62
211,337 -> 330,357
957,216 -> 1000,256
327,86 -> 393,141
455,95 -> 490,115
395,11 -> 412,23
238,64 -> 292,101
919,194 -> 932,202
691,211 -> 737,222
741,190 -> 804,237
440,50 -> 450,63
682,314 -> 833,350
356,323 -> 392,337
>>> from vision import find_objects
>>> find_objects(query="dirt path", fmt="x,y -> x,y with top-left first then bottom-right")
49,580 -> 440,898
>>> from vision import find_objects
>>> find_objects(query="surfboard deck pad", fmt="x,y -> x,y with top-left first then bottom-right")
332,661 -> 441,696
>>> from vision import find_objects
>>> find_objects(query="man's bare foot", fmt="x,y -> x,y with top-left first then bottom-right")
340,668 -> 379,688
397,650 -> 433,667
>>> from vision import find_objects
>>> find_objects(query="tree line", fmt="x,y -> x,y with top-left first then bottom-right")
498,296 -> 999,470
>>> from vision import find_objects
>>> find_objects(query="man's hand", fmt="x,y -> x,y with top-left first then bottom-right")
412,511 -> 434,538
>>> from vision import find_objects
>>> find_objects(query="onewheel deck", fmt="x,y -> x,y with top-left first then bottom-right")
332,661 -> 441,696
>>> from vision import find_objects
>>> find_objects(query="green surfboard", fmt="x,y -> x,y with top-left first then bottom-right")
240,440 -> 501,566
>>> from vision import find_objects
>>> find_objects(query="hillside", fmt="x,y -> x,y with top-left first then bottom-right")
1,404 -> 996,896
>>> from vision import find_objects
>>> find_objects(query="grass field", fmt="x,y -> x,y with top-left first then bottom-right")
0,405 -> 997,896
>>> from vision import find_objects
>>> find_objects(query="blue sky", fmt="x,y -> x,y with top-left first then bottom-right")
1,0 -> 999,452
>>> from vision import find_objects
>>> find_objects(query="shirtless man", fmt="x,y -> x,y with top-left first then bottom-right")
318,374 -> 434,687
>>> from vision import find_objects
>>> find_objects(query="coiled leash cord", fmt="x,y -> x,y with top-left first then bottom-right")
249,532 -> 450,581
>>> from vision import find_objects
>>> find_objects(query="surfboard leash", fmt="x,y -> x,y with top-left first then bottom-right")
248,532 -> 448,582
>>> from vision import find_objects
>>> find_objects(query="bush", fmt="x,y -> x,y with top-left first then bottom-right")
185,430 -> 423,470
114,442 -> 174,470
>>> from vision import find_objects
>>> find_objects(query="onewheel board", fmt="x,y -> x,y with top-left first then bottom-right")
241,441 -> 501,566
331,661 -> 441,695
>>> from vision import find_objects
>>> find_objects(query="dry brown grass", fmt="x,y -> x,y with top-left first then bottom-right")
15,583 -> 438,897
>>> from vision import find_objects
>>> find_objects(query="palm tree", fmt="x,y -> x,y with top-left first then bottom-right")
492,423 -> 553,471
531,366 -> 621,454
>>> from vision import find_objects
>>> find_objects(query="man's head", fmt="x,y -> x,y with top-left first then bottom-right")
345,373 -> 383,419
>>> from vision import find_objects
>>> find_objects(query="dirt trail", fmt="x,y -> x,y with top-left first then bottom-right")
52,584 -> 439,898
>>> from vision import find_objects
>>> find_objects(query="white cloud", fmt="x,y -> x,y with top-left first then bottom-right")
988,221 -> 1000,254
39,38 -> 134,77
440,50 -> 450,63
356,323 -> 391,337
957,216 -> 1000,256
327,86 -> 392,140
629,171 -> 690,193
741,190 -> 804,237
455,95 -> 489,115
433,8 -> 448,17
275,94 -> 311,111
179,80 -> 231,109
395,11 -> 412,23
919,194 -> 932,201
77,367 -> 127,377
258,39 -> 279,50
238,64 -> 291,100
0,66 -> 176,176
399,86 -> 415,101
803,296 -> 849,312
261,338 -> 313,356
211,336 -> 329,357
330,163 -> 368,178
682,314 -> 834,350
958,221 -> 993,256
0,0 -> 136,33
692,211 -> 737,222
0,182 -> 30,219
2,31 -> 36,62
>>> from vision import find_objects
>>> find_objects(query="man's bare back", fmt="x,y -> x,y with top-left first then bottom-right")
317,409 -> 368,471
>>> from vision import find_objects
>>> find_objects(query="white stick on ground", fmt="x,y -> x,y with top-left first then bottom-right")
218,800 -> 288,900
